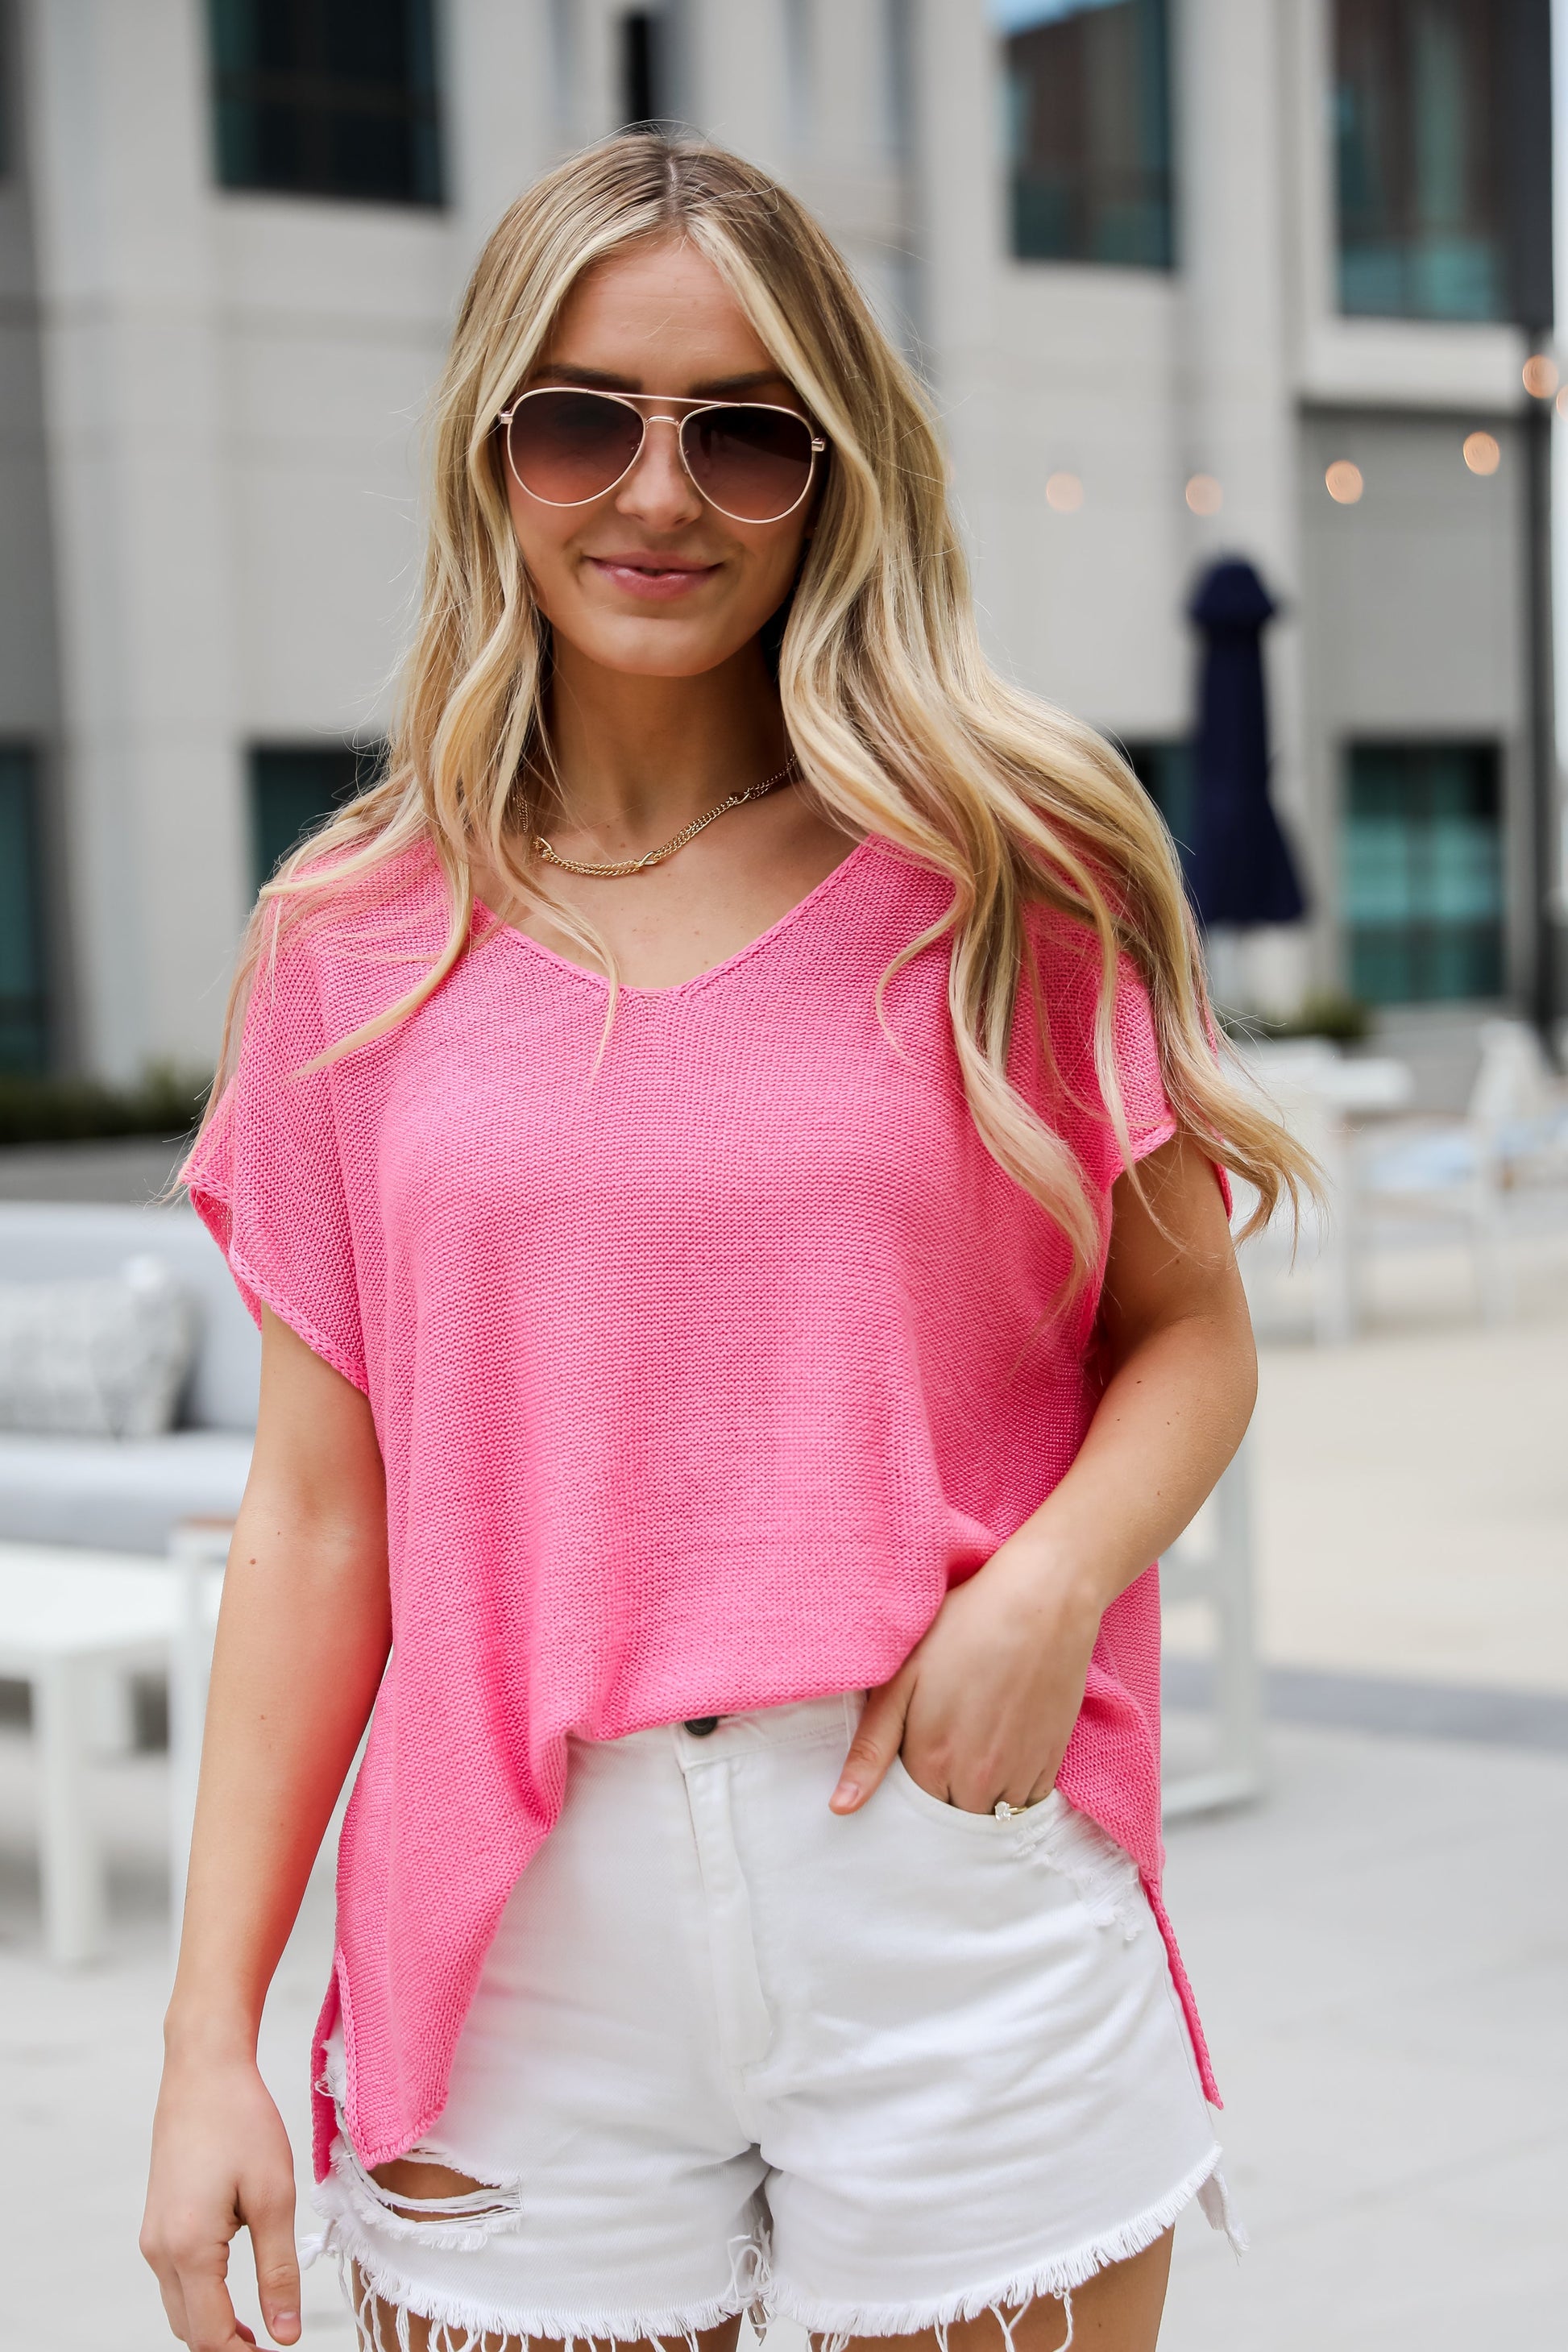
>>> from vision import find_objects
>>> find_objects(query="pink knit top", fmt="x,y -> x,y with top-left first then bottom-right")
185,836 -> 1220,2178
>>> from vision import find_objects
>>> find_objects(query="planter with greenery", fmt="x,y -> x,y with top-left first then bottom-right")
0,1064 -> 211,1150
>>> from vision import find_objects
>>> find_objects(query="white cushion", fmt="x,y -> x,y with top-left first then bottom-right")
0,1257 -> 195,1438
0,1205 -> 260,1432
0,1429 -> 253,1553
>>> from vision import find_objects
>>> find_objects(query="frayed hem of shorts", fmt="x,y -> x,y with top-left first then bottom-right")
767,2144 -> 1245,2351
309,2216 -> 771,2351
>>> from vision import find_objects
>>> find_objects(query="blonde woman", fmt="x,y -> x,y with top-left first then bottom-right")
143,135 -> 1302,2352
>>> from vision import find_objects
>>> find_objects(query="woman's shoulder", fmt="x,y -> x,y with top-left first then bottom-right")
1021,898 -> 1133,1009
260,841 -> 455,1002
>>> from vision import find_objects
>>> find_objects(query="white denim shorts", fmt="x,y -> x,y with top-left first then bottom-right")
313,1693 -> 1239,2350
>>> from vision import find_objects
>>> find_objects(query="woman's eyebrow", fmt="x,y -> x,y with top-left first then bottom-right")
529,362 -> 793,397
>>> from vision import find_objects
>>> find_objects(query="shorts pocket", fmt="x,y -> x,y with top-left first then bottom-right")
886,1752 -> 1067,1841
1026,1802 -> 1148,1938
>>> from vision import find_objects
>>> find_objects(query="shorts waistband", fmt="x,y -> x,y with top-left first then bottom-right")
570,1690 -> 864,1763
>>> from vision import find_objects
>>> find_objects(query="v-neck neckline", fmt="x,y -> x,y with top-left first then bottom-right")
471,834 -> 879,1002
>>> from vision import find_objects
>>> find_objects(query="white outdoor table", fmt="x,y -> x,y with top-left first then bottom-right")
1313,1056 -> 1415,1114
0,1522 -> 230,1960
1238,1041 -> 1415,1114
1234,1046 -> 1417,1339
0,1543 -> 180,1962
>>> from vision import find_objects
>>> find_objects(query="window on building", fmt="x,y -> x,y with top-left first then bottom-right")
208,0 -> 443,206
1342,743 -> 1504,1002
1334,0 -> 1538,322
997,0 -> 1173,269
1122,740 -> 1197,872
249,743 -> 380,894
620,9 -> 670,128
0,748 -> 50,1075
0,2 -> 11,181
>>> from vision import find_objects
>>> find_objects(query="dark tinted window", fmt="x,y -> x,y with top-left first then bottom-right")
1334,0 -> 1529,321
209,0 -> 443,205
1123,740 -> 1197,873
0,748 -> 49,1075
999,0 -> 1173,268
619,10 -> 670,128
1342,742 -> 1504,1001
249,744 -> 380,893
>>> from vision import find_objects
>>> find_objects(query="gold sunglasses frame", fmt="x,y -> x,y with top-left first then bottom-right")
496,387 -> 828,525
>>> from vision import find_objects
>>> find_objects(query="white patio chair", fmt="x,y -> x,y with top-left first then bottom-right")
1347,1019 -> 1568,1324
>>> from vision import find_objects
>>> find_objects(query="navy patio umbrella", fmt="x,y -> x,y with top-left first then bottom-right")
1186,558 -> 1306,929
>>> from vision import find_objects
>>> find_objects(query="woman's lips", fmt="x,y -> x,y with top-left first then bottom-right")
585,555 -> 720,601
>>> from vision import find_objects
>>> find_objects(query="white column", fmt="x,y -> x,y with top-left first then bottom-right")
683,0 -> 790,170
1175,0 -> 1312,1007
20,0 -> 247,1081
907,0 -> 1003,602
445,0 -> 555,238
1551,0 -> 1568,927
800,0 -> 914,346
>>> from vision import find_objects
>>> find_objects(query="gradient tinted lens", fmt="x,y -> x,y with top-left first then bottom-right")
506,391 -> 643,503
681,404 -> 816,521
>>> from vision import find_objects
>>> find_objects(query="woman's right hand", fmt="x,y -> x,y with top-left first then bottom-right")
141,2051 -> 302,2350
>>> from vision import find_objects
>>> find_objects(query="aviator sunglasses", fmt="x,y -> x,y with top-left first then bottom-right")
496,386 -> 828,525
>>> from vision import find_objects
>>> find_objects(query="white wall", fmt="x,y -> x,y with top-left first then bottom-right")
23,0 -> 248,1078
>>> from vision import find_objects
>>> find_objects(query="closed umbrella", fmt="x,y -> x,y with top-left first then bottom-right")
1187,558 -> 1306,929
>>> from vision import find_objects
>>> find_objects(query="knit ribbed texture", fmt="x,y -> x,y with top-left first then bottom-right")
184,838 -> 1220,2180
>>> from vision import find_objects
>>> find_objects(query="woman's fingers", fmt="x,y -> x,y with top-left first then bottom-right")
168,2254 -> 247,2352
830,1670 -> 913,1811
245,2171 -> 302,2346
150,2263 -> 191,2348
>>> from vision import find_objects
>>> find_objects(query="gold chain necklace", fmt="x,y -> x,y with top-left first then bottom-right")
532,758 -> 799,880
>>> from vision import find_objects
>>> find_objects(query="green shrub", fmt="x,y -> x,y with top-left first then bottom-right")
1221,990 -> 1373,1046
0,1062 -> 212,1148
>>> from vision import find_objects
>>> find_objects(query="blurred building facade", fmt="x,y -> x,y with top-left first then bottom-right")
0,0 -> 1559,1079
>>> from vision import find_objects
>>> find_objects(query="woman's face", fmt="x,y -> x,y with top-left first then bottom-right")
500,236 -> 819,679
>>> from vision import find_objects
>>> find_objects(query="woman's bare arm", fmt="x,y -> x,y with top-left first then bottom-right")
142,1306 -> 392,2352
833,1134 -> 1256,1813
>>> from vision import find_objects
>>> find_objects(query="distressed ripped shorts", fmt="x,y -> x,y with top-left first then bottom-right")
312,1693 -> 1241,2350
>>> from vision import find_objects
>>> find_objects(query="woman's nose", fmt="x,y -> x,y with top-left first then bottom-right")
615,415 -> 704,529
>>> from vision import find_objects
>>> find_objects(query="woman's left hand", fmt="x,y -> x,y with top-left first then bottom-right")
829,1135 -> 1258,1820
829,1535 -> 1101,1815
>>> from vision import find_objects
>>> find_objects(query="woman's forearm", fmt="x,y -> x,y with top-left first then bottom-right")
164,1309 -> 392,2060
995,1301 -> 1256,1619
975,1136 -> 1258,1627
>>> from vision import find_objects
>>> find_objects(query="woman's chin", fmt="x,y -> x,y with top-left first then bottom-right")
550,612 -> 763,681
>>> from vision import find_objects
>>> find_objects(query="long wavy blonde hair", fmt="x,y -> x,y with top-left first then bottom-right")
209,131 -> 1308,1283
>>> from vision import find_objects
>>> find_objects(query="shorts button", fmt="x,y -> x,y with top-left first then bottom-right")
683,1715 -> 721,1736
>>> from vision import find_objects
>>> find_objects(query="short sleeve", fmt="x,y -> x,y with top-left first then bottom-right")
1024,917 -> 1178,1198
1099,953 -> 1180,1172
183,933 -> 368,1392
